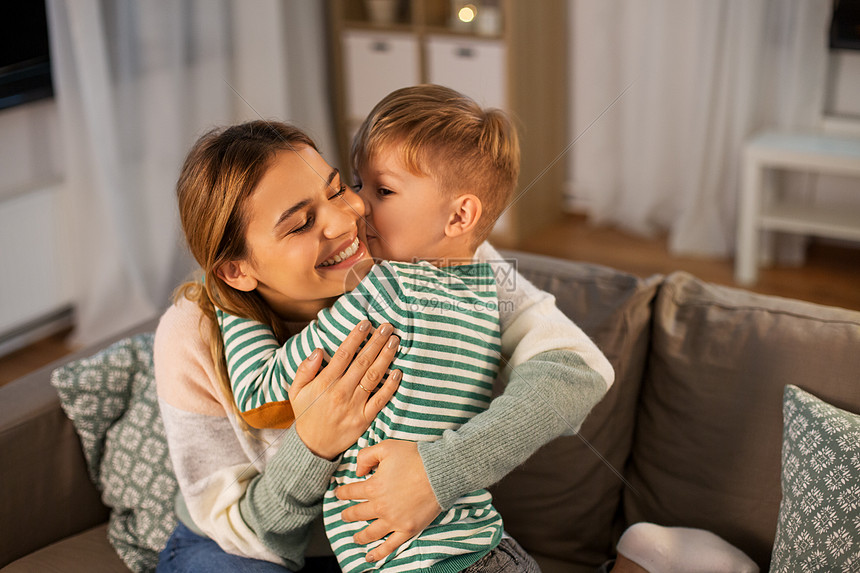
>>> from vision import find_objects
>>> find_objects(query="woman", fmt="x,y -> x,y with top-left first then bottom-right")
154,120 -> 612,571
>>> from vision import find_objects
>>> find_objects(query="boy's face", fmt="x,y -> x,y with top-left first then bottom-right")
355,147 -> 453,263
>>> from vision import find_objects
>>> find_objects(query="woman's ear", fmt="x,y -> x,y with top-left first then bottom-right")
215,260 -> 258,292
444,194 -> 483,238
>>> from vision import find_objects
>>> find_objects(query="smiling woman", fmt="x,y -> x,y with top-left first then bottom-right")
156,120 -> 402,571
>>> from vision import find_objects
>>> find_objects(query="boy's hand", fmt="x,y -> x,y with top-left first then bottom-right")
335,439 -> 442,562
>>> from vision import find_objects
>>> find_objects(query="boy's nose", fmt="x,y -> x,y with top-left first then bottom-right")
360,193 -> 372,217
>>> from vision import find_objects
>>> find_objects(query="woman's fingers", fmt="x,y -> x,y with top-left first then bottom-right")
340,499 -> 377,524
289,348 -> 323,400
322,320 -> 373,381
364,370 -> 401,420
344,324 -> 398,394
353,336 -> 399,397
367,531 -> 413,563
351,517 -> 391,545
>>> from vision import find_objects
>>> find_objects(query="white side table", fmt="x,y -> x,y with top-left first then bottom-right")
735,131 -> 860,285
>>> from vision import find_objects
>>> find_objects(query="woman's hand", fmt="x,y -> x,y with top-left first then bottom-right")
290,321 -> 401,460
335,439 -> 442,563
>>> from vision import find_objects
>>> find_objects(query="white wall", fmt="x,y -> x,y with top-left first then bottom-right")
815,50 -> 860,221
0,99 -> 64,197
827,51 -> 860,118
0,99 -> 74,349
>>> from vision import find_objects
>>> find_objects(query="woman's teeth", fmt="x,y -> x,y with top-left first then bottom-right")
319,237 -> 359,267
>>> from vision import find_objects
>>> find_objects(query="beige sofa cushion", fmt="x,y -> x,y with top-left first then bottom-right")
1,524 -> 128,572
490,252 -> 660,570
625,272 -> 860,570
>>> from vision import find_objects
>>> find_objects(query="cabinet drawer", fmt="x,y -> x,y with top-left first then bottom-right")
343,30 -> 420,121
427,36 -> 506,109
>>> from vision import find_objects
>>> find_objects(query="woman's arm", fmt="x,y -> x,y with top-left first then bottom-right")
418,349 -> 607,508
159,399 -> 335,570
155,299 -> 399,568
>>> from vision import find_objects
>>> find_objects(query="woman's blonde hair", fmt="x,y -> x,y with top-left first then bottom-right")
174,120 -> 316,421
351,84 -> 520,245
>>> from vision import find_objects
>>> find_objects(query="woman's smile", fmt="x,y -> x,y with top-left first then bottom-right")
318,236 -> 365,269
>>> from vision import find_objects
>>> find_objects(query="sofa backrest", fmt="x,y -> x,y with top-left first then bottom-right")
625,271 -> 860,570
489,251 -> 661,571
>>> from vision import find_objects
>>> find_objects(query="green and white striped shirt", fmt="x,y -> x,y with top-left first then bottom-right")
217,260 -> 503,573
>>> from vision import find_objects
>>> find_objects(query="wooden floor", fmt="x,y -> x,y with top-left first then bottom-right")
518,214 -> 860,312
1,213 -> 858,386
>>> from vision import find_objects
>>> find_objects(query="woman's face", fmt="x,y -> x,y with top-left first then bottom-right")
235,146 -> 373,320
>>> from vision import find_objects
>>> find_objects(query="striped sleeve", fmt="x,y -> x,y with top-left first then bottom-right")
215,265 -> 405,429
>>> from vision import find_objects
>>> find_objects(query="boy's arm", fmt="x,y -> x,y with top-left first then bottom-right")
216,306 -> 366,428
215,265 -> 398,429
413,242 -> 614,510
216,308 -> 301,428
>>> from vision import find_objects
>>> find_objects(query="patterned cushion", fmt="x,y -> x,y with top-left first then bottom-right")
770,385 -> 860,571
51,333 -> 177,573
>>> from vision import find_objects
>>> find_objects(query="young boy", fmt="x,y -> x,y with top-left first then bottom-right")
218,85 -> 613,572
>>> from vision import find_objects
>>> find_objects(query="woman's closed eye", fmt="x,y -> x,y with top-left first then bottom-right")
290,215 -> 315,235
329,184 -> 348,200
289,185 -> 348,235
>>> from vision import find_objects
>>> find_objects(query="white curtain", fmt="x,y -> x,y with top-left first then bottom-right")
47,0 -> 335,346
567,0 -> 832,258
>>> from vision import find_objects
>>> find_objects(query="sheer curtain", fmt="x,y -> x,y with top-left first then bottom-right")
567,0 -> 832,258
47,0 -> 334,346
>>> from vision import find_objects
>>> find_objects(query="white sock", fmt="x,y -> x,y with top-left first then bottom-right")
616,522 -> 759,573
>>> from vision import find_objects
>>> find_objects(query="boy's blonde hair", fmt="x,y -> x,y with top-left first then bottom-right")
352,84 -> 520,245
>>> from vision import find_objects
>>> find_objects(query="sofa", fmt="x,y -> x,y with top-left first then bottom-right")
2,250 -> 859,573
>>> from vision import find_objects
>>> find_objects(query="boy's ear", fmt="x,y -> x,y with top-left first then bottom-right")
215,260 -> 258,292
445,194 -> 483,238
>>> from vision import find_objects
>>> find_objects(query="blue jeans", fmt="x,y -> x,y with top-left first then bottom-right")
157,522 -> 341,573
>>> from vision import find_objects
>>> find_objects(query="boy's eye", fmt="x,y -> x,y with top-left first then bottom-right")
377,187 -> 393,197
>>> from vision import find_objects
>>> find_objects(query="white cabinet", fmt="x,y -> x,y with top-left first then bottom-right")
426,36 -> 505,109
329,0 -> 568,247
343,30 -> 420,122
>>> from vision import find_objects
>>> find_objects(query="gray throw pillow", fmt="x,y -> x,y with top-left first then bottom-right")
770,385 -> 860,571
51,333 -> 177,573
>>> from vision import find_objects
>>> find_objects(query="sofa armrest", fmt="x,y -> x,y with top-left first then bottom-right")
0,364 -> 108,567
0,317 -> 160,568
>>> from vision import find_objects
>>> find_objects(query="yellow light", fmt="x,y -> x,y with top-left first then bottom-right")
458,4 -> 477,23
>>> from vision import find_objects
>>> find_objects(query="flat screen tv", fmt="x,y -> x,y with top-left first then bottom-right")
831,0 -> 860,51
0,2 -> 54,111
